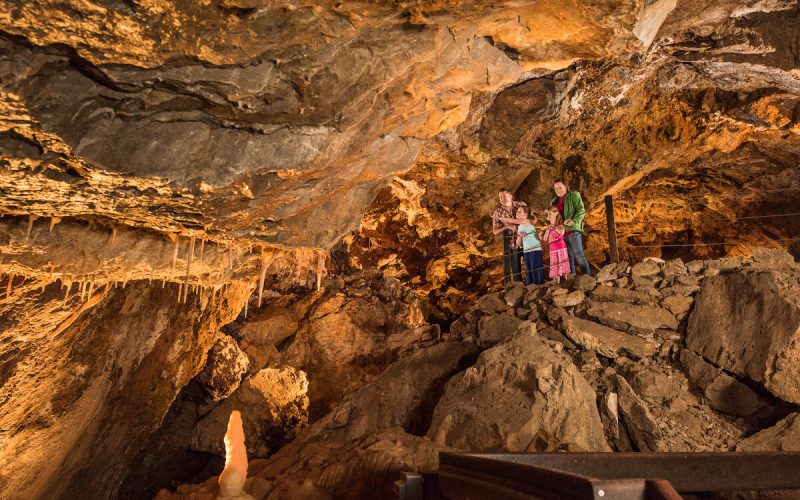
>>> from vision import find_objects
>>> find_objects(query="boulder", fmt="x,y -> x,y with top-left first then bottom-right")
679,349 -> 770,418
590,285 -> 651,304
737,413 -> 800,451
661,294 -> 693,317
314,342 -> 478,441
504,282 -> 526,307
573,275 -> 597,292
596,263 -> 618,282
279,292 -> 435,417
196,334 -> 251,401
552,289 -> 585,308
477,312 -> 525,346
750,247 -> 797,270
524,286 -> 547,305
686,268 -> 800,404
624,366 -> 679,405
663,258 -> 687,276
706,256 -> 745,271
478,293 -> 509,314
538,326 -> 577,350
562,316 -> 658,359
427,328 -> 610,453
631,261 -> 661,278
240,306 -> 299,369
192,367 -> 309,458
686,260 -> 705,274
586,300 -> 678,332
450,312 -> 478,340
614,375 -> 665,452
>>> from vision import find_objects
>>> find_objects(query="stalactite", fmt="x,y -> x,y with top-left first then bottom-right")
88,280 -> 95,297
24,214 -> 37,242
177,281 -> 183,303
79,280 -> 86,301
243,297 -> 248,319
110,226 -> 117,245
172,235 -> 180,269
63,280 -> 71,304
199,238 -> 205,261
49,216 -> 61,232
162,277 -> 166,288
49,264 -> 54,280
183,236 -> 195,303
316,251 -> 327,291
228,247 -> 234,271
257,250 -> 274,308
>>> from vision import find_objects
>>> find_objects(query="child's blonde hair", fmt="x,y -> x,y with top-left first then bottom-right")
546,207 -> 563,226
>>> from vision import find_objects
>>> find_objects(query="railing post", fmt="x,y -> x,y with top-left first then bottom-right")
605,195 -> 620,264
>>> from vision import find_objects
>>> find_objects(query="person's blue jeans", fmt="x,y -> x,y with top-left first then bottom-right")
565,232 -> 592,276
523,250 -> 544,285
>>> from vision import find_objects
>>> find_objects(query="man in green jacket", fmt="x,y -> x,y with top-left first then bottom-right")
552,180 -> 592,276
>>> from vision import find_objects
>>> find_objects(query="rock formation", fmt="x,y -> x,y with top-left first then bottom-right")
2,1 -> 800,498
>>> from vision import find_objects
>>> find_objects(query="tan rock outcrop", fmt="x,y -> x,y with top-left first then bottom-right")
427,326 -> 610,452
586,300 -> 679,332
562,316 -> 658,359
679,349 -> 771,419
310,341 -> 478,442
737,413 -> 800,452
192,367 -> 309,458
197,335 -> 251,401
686,267 -> 800,404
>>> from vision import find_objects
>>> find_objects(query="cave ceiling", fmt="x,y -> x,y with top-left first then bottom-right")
0,0 -> 799,299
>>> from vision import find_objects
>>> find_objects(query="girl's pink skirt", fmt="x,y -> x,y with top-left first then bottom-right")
549,241 -> 570,278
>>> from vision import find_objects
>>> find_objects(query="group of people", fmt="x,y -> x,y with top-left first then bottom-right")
491,181 -> 592,286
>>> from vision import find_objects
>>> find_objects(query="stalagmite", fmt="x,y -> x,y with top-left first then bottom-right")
24,214 -> 37,242
217,410 -> 254,500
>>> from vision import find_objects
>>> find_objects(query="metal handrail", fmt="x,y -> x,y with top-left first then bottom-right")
400,452 -> 800,500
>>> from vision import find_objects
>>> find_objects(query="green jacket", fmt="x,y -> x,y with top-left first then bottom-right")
551,191 -> 587,233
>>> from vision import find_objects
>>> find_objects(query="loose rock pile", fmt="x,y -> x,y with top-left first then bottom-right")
159,249 -> 800,499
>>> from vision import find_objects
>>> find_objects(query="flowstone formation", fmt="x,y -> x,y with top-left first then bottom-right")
2,1 -> 800,499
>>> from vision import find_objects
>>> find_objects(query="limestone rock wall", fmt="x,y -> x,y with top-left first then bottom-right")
0,279 -> 250,499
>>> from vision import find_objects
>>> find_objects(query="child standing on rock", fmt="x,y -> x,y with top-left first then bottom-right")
544,207 -> 570,283
514,206 -> 544,285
